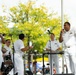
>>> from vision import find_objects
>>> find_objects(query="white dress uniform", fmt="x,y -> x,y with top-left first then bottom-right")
4,45 -> 12,55
13,39 -> 25,75
45,39 -> 60,74
3,45 -> 13,74
62,28 -> 76,75
0,38 -> 3,69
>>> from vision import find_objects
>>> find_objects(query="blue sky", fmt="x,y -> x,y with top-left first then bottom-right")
0,0 -> 76,28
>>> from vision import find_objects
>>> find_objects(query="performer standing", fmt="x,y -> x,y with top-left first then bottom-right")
1,39 -> 13,75
0,34 -> 5,69
0,34 -> 5,75
13,33 -> 32,75
2,39 -> 12,56
59,22 -> 76,75
45,33 -> 61,74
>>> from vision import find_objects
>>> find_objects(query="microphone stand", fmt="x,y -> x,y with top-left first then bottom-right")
9,34 -> 15,75
27,35 -> 31,71
34,50 -> 37,75
47,30 -> 53,75
49,41 -> 53,75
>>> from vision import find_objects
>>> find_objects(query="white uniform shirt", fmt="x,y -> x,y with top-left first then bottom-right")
0,38 -> 2,51
0,38 -> 3,56
4,45 -> 12,55
45,40 -> 60,51
14,39 -> 24,56
0,38 -> 3,68
62,28 -> 76,47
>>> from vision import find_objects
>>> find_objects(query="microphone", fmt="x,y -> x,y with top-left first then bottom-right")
47,30 -> 51,34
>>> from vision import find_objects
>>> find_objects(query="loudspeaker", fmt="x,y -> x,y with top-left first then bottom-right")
53,74 -> 74,75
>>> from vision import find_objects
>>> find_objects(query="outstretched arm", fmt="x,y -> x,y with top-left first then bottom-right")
0,34 -> 5,44
21,46 -> 33,52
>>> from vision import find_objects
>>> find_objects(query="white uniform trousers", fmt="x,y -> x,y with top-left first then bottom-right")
64,45 -> 76,75
49,54 -> 59,75
10,53 -> 24,75
0,50 -> 3,69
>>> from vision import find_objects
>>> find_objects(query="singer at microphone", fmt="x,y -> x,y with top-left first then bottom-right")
45,33 -> 61,74
59,22 -> 76,75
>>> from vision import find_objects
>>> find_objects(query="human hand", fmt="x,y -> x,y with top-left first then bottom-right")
60,29 -> 65,34
50,50 -> 56,53
29,46 -> 33,49
0,34 -> 2,37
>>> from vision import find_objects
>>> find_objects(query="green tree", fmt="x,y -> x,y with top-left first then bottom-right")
0,16 -> 9,34
3,1 -> 62,53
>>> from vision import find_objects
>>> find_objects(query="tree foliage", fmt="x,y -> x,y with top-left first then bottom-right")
1,1 -> 62,53
0,16 -> 9,34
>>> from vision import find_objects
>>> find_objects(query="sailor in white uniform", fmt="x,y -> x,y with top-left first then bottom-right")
59,22 -> 76,75
13,33 -> 32,75
3,39 -> 12,56
45,33 -> 61,74
0,34 -> 5,69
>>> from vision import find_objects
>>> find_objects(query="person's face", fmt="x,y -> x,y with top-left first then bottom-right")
50,34 -> 54,40
22,37 -> 25,41
6,40 -> 11,47
64,23 -> 70,31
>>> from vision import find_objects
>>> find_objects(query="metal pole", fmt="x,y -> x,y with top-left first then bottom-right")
27,35 -> 31,71
43,53 -> 45,75
61,0 -> 64,74
61,0 -> 64,28
31,54 -> 33,73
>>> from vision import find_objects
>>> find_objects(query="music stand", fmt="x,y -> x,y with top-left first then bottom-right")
42,51 -> 64,75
